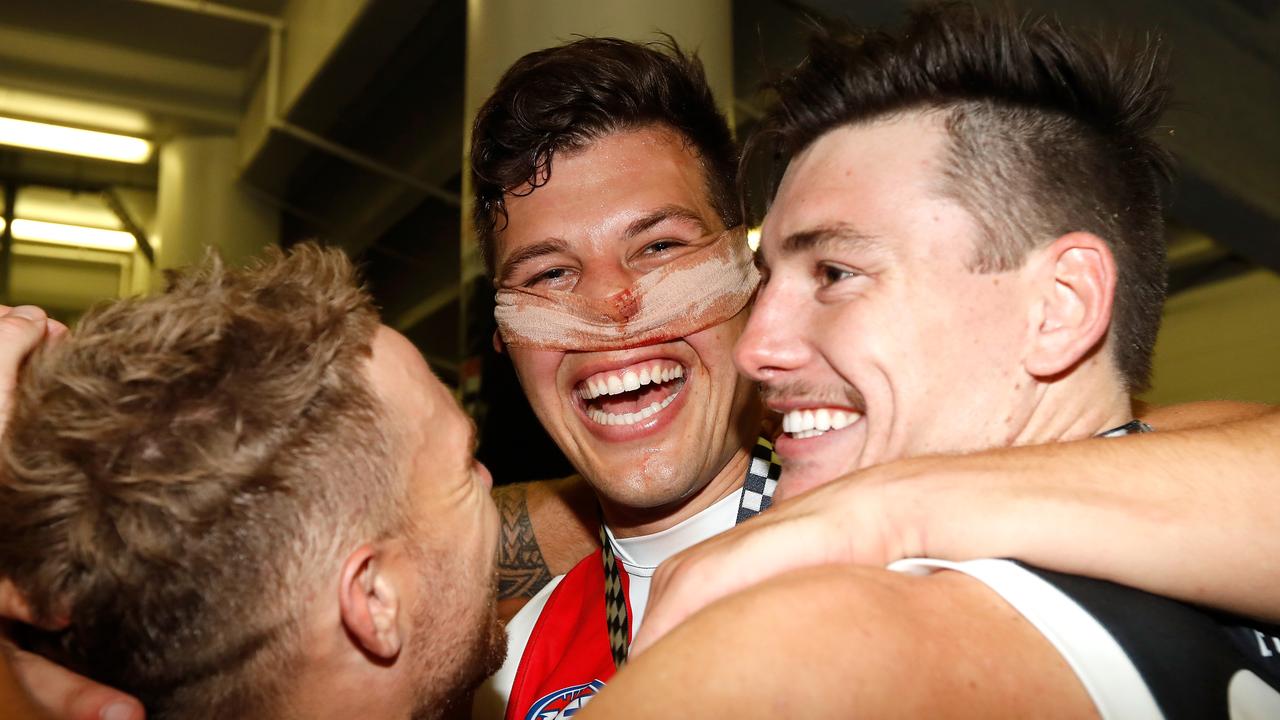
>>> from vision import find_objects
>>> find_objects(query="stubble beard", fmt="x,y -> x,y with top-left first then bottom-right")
408,565 -> 507,720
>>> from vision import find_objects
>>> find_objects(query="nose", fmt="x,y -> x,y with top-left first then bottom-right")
734,277 -> 812,382
573,260 -> 637,301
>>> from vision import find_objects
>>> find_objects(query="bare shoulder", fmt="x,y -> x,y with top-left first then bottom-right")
493,475 -> 599,612
582,565 -> 1097,719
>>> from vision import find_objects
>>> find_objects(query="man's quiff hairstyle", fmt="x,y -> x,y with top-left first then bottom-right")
0,244 -> 404,718
750,3 -> 1174,391
470,36 -> 740,278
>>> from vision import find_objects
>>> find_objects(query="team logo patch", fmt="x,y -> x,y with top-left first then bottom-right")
524,679 -> 606,720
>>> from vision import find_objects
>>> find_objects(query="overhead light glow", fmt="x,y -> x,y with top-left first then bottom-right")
747,227 -> 762,252
0,86 -> 151,135
8,218 -> 136,252
15,186 -> 123,229
0,116 -> 152,164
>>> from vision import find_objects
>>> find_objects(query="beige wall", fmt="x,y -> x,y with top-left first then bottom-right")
1144,269 -> 1280,406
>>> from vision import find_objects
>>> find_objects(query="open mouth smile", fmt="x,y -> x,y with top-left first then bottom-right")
575,359 -> 686,427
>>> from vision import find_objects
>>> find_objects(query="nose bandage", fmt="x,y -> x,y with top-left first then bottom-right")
494,228 -> 759,351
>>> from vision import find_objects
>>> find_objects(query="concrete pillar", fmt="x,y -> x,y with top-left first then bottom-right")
464,0 -> 734,130
465,0 -> 737,279
462,0 -> 734,279
459,0 -> 734,402
155,136 -> 279,276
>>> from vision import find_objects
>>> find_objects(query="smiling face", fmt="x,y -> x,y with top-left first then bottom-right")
737,113 -> 1045,497
495,126 -> 758,530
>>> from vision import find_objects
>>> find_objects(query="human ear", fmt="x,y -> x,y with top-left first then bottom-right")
1025,232 -> 1117,378
338,544 -> 404,660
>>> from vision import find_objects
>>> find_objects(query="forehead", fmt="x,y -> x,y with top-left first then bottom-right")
367,327 -> 463,440
495,126 -> 718,258
763,113 -> 954,254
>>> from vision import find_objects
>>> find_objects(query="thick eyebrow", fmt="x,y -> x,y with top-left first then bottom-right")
497,238 -> 568,285
623,205 -> 711,240
778,223 -> 884,256
497,206 -> 712,285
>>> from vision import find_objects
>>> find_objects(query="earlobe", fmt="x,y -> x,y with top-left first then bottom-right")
339,544 -> 404,660
1025,233 -> 1117,378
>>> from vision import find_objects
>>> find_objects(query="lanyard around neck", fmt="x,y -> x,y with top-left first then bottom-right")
599,436 -> 783,668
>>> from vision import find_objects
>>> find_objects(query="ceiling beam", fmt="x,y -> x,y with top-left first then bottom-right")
0,24 -> 244,131
393,284 -> 459,333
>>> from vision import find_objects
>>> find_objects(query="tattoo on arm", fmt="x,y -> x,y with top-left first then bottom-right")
495,485 -> 554,600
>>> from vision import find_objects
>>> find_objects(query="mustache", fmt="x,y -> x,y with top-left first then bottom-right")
757,379 -> 867,413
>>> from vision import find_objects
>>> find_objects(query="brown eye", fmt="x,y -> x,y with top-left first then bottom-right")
818,263 -> 857,286
643,239 -> 685,254
525,267 -> 571,287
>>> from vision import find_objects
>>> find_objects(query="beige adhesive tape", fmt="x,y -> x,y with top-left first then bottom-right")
494,227 -> 759,351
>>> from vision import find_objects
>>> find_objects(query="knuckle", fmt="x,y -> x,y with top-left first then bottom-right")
0,319 -> 40,348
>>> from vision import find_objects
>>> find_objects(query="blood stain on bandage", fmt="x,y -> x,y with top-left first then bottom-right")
493,227 -> 758,352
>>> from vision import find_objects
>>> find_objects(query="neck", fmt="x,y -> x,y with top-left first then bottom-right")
288,618 -> 410,720
1011,361 -> 1132,447
602,443 -> 752,538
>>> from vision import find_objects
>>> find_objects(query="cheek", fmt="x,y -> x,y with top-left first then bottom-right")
510,349 -> 565,397
940,282 -> 1029,365
818,303 -> 907,406
689,308 -> 749,373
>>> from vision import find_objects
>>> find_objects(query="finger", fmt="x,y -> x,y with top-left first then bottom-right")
0,306 -> 51,382
0,305 -> 56,441
0,581 -> 66,631
0,580 -> 37,626
1,653 -> 53,720
5,305 -> 49,321
46,318 -> 70,344
10,647 -> 145,720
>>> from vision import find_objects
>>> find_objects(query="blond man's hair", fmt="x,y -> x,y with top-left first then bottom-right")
0,244 -> 404,718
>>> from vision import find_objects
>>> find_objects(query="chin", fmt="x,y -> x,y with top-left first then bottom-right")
774,454 -> 863,502
588,459 -> 695,510
773,465 -> 829,502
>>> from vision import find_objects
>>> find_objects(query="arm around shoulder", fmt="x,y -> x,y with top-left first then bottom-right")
584,565 -> 1096,719
888,403 -> 1280,621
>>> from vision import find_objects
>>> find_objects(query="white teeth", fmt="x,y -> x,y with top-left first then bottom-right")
577,362 -> 685,399
622,370 -> 640,391
782,408 -> 862,438
586,389 -> 681,426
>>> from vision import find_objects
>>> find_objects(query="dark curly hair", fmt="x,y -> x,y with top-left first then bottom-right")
470,36 -> 740,278
749,3 -> 1174,391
